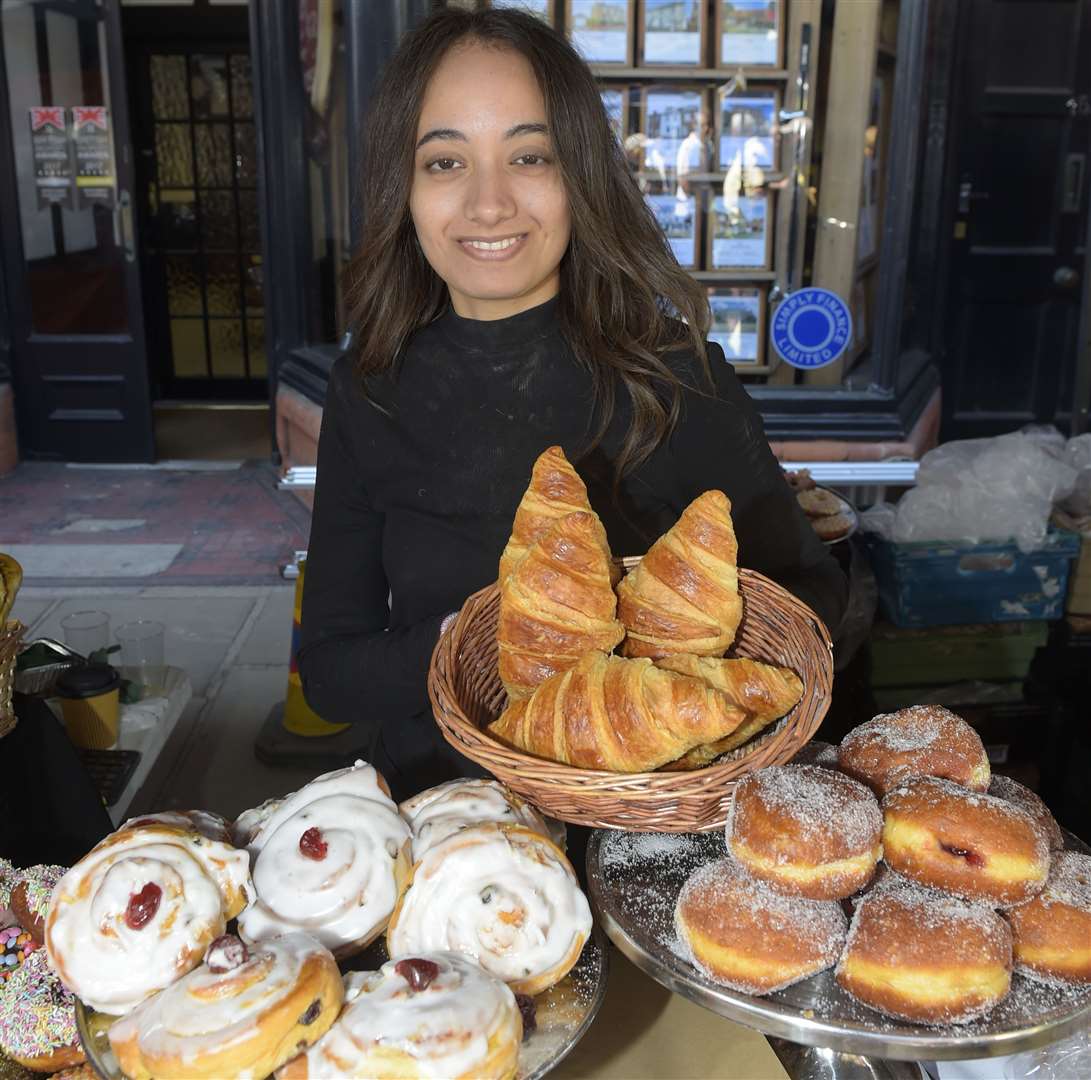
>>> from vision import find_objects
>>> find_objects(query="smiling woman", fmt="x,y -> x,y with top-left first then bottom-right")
297,8 -> 846,799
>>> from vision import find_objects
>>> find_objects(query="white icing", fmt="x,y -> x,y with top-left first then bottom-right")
45,826 -> 252,1015
121,810 -> 232,844
230,797 -> 285,851
292,952 -> 518,1080
388,824 -> 591,989
109,933 -> 334,1067
399,779 -> 549,861
237,762 -> 410,953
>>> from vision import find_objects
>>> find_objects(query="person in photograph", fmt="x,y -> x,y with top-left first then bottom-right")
675,108 -> 713,198
298,7 -> 846,799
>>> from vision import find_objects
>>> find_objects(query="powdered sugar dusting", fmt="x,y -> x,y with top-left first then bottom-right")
792,740 -> 841,769
1034,851 -> 1091,913
842,706 -> 957,753
989,775 -> 1064,850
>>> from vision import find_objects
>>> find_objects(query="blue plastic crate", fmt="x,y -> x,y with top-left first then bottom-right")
862,530 -> 1081,629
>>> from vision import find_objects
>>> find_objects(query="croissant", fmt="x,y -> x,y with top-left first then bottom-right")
655,655 -> 804,770
499,446 -> 603,583
489,650 -> 752,772
617,490 -> 742,658
497,511 -> 624,700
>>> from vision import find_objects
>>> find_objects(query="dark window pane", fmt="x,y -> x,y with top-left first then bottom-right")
191,54 -> 229,119
161,196 -> 198,250
247,318 -> 266,376
209,319 -> 246,376
238,188 -> 260,250
170,318 -> 208,377
155,123 -> 193,187
205,254 -> 240,315
202,190 -> 238,251
151,55 -> 189,120
230,54 -> 253,118
165,255 -> 203,315
244,255 -> 264,313
196,124 -> 232,186
234,122 -> 257,185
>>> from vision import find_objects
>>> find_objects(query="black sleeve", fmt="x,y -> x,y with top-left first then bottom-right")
297,358 -> 445,726
667,343 -> 848,635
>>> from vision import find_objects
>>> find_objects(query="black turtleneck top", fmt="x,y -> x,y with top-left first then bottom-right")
298,298 -> 846,791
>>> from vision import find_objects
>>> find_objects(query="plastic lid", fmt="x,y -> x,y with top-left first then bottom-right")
55,664 -> 121,699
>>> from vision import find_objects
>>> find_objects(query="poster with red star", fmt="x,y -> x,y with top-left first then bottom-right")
72,106 -> 116,209
28,106 -> 73,209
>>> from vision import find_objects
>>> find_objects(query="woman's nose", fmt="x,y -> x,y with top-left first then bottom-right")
465,165 -> 517,226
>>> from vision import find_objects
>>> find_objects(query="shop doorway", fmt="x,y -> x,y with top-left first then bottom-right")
941,0 -> 1091,439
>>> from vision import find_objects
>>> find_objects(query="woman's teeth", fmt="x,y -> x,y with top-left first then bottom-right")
466,237 -> 520,251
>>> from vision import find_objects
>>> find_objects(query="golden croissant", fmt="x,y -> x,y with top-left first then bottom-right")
498,446 -> 604,584
655,655 -> 804,771
497,512 -> 624,700
489,650 -> 753,772
617,490 -> 743,658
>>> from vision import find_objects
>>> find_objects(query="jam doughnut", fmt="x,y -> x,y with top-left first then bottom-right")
1004,851 -> 1091,986
675,856 -> 847,995
988,775 -> 1064,851
836,879 -> 1012,1024
881,777 -> 1050,906
726,765 -> 883,900
838,706 -> 990,796
0,948 -> 85,1072
9,865 -> 65,945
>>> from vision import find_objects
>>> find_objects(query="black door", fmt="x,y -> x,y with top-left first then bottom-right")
128,43 -> 267,401
942,0 -> 1091,440
0,0 -> 154,461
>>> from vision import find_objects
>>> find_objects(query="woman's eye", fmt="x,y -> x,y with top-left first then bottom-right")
426,157 -> 461,173
514,153 -> 550,167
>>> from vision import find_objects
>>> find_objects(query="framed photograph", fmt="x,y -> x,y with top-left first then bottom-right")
640,86 -> 707,176
567,0 -> 633,65
646,193 -> 698,268
717,87 -> 779,171
486,0 -> 554,23
640,0 -> 707,67
601,87 -> 627,142
707,194 -> 772,268
716,0 -> 784,68
707,286 -> 766,366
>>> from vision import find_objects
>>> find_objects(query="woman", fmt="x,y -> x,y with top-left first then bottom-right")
298,8 -> 846,801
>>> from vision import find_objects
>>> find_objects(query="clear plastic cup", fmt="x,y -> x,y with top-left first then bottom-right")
60,610 -> 110,657
115,620 -> 166,693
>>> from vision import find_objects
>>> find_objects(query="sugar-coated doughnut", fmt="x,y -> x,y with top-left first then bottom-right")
988,776 -> 1064,851
9,865 -> 65,945
836,878 -> 1012,1024
1004,851 -> 1091,986
727,765 -> 883,900
0,948 -> 85,1072
675,856 -> 847,995
838,706 -> 990,796
108,932 -> 343,1080
399,778 -> 550,861
881,777 -> 1050,907
278,952 -> 522,1080
236,761 -> 411,959
387,823 -> 591,996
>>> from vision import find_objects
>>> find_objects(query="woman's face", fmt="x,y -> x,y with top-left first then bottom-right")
410,42 -> 571,321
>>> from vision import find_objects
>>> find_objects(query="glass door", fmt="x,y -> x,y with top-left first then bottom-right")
0,0 -> 153,461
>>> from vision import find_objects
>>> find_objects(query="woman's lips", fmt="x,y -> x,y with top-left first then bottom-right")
458,233 -> 528,261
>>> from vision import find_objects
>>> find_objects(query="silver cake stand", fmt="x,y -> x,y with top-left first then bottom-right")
587,829 -> 1091,1079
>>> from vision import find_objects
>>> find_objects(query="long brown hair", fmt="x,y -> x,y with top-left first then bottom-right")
346,7 -> 711,482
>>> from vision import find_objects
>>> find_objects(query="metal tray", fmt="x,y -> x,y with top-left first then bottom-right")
76,927 -> 608,1080
587,829 -> 1091,1062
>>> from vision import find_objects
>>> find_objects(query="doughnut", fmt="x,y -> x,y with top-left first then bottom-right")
236,761 -> 412,959
9,865 -> 65,945
387,823 -> 592,996
50,1067 -> 98,1080
0,948 -> 85,1072
108,932 -> 342,1080
399,778 -> 550,861
988,775 -> 1064,851
0,857 -> 16,917
797,488 -> 843,517
1004,851 -> 1091,986
278,952 -> 522,1080
0,926 -> 37,984
836,878 -> 1012,1024
45,816 -> 253,1015
726,765 -> 883,900
791,740 -> 841,769
881,777 -> 1050,906
675,856 -> 847,995
812,514 -> 852,542
838,705 -> 991,796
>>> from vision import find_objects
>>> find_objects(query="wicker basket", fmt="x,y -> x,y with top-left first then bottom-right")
0,620 -> 25,740
429,559 -> 833,832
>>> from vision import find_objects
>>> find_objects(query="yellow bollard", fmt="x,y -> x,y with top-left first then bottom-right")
283,559 -> 350,736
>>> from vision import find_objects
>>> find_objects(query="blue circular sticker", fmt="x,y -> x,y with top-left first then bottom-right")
770,288 -> 853,370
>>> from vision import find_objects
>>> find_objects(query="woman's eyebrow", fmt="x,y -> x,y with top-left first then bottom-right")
415,121 -> 548,150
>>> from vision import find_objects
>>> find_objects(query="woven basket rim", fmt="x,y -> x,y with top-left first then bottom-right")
428,564 -> 832,788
